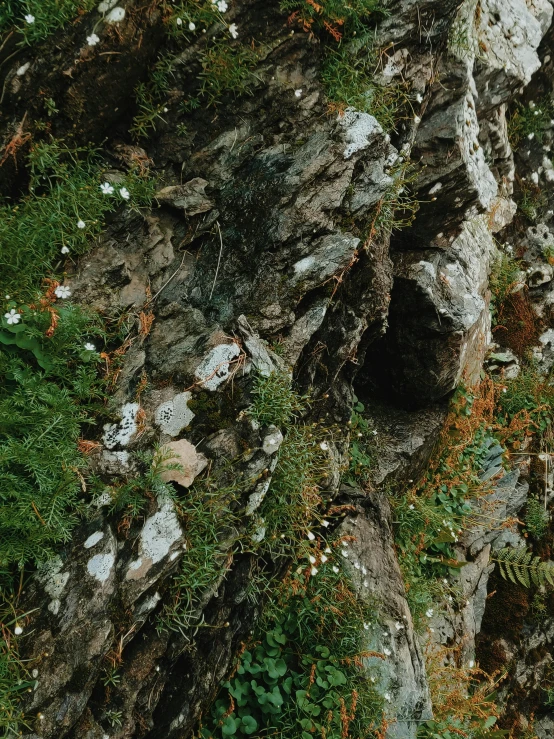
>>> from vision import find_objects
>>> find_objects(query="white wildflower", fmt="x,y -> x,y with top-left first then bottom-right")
363,622 -> 370,630
324,546 -> 331,553
395,621 -> 404,631
372,429 -> 377,435
295,89 -> 303,98
100,182 -> 114,195
77,218 -> 86,229
84,343 -> 96,351
426,608 -> 434,618
383,648 -> 391,656
322,520 -> 329,528
319,441 -> 329,451
217,0 -> 228,11
188,21 -> 196,30
409,504 -> 415,510
106,6 -> 125,22
61,246 -> 70,254
311,566 -> 318,576
384,692 -> 391,701
309,555 -> 316,564
307,531 -> 315,541
229,23 -> 238,39
119,186 -> 130,200
54,286 -> 71,299
341,550 -> 349,558
4,309 -> 21,325
24,14 -> 35,24
176,17 -> 183,26
469,660 -> 475,668
14,625 -> 23,635
87,33 -> 100,46
320,554 -> 328,563
363,580 -> 368,587
332,566 -> 339,573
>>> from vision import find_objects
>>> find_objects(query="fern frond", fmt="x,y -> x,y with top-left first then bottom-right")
493,547 -> 554,589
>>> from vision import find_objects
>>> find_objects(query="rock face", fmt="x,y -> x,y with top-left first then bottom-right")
2,0 -> 554,737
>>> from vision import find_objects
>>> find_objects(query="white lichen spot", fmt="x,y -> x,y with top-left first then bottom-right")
40,558 -> 70,614
84,531 -> 104,549
194,343 -> 240,391
102,402 -> 140,449
262,428 -> 283,455
339,108 -> 383,160
139,499 -> 182,565
154,392 -> 195,436
87,553 -> 115,584
245,480 -> 271,516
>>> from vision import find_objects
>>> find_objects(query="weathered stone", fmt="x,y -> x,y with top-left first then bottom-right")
159,439 -> 208,488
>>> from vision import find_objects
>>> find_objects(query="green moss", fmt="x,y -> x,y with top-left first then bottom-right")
508,97 -> 554,150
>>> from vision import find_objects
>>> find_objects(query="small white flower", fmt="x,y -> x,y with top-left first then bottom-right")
24,14 -> 35,24
84,343 -> 96,351
395,621 -> 404,631
341,550 -> 349,558
307,531 -> 315,541
409,504 -> 415,510
54,286 -> 71,299
217,0 -> 228,11
372,429 -> 377,435
119,186 -> 130,200
322,520 -> 329,528
188,21 -> 196,30
383,648 -> 391,656
429,627 -> 435,633
295,89 -> 303,98
528,133 -> 535,140
320,554 -> 328,563
229,23 -> 238,39
414,115 -> 421,124
332,566 -> 339,573
4,309 -> 21,325
426,608 -> 434,618
448,595 -> 453,602
106,6 -> 125,22
384,692 -> 391,701
361,566 -> 367,575
469,660 -> 475,668
176,17 -> 183,26
319,441 -> 329,451
309,555 -> 316,564
87,33 -> 100,46
311,566 -> 318,576
363,580 -> 368,587
61,246 -> 70,254
443,578 -> 448,584
100,182 -> 114,195
354,562 -> 360,570
363,622 -> 370,630
14,625 -> 23,635
324,547 -> 331,553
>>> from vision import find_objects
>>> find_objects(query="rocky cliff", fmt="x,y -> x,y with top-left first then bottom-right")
0,0 -> 554,738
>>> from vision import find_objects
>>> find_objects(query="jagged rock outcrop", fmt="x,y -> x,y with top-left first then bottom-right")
1,0 -> 554,737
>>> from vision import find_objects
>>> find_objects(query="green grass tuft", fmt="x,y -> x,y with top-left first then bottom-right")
0,0 -> 95,44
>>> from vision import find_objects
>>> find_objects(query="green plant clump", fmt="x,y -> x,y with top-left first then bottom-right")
321,39 -> 409,132
489,252 -> 521,327
493,546 -> 554,588
495,364 -> 554,440
508,97 -> 554,150
0,140 -> 154,298
524,497 -> 550,540
201,555 -> 383,739
280,0 -> 382,39
0,0 -> 95,43
247,371 -> 306,428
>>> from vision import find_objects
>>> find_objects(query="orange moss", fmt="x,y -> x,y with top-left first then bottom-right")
493,289 -> 540,358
